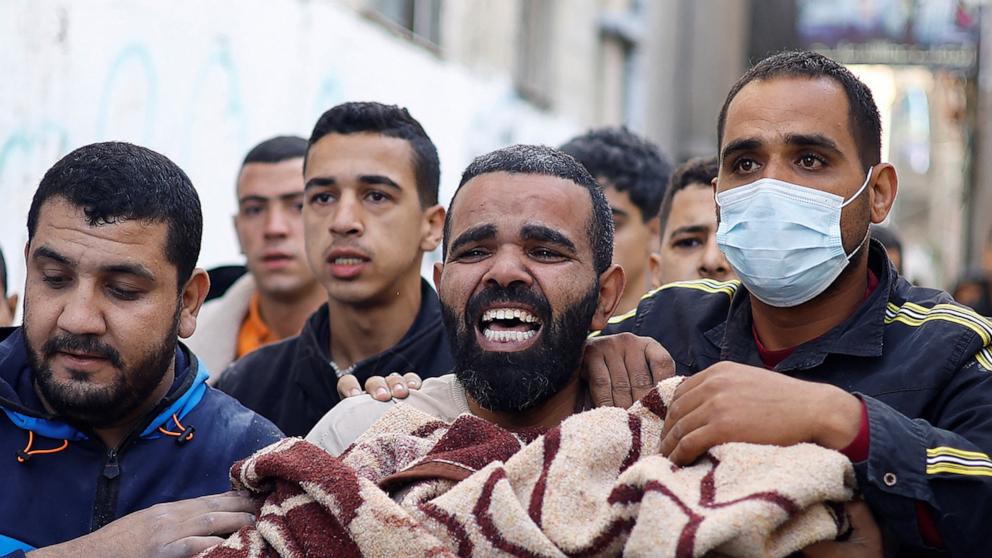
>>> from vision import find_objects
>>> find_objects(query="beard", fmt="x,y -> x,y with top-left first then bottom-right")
25,306 -> 180,428
442,282 -> 599,413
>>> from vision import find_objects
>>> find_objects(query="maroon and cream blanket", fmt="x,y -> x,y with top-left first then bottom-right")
199,378 -> 855,557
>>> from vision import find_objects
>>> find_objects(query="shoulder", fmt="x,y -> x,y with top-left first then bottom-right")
306,394 -> 396,456
216,334 -> 301,393
192,386 -> 284,452
885,279 -> 992,369
306,374 -> 465,455
603,278 -> 739,335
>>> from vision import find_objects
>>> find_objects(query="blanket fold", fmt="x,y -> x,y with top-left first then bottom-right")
199,378 -> 855,558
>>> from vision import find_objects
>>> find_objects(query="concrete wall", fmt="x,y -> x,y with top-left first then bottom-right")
0,0 -> 578,303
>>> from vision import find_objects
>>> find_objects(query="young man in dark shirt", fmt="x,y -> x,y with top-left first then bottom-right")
217,102 -> 451,437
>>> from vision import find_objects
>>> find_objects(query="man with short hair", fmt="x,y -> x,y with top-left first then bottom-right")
0,142 -> 282,556
0,247 -> 18,326
561,127 -> 671,314
218,102 -> 452,437
592,50 -> 992,555
308,143 -> 624,454
648,156 -> 733,287
187,136 -> 325,378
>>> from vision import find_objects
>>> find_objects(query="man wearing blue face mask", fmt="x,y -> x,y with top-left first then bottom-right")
590,50 -> 992,556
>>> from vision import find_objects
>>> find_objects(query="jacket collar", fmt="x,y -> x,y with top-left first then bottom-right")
704,239 -> 895,371
291,278 -> 447,384
0,328 -> 206,441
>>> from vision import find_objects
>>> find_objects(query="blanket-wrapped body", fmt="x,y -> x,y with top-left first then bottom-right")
199,378 -> 855,558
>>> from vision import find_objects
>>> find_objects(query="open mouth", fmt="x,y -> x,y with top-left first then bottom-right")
477,306 -> 543,349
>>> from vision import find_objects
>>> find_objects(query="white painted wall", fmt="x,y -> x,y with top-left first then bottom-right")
0,0 -> 578,315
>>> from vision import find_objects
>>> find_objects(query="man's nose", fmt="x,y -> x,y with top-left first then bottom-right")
263,207 -> 291,238
699,237 -> 733,281
56,287 -> 107,337
481,248 -> 532,289
329,193 -> 364,236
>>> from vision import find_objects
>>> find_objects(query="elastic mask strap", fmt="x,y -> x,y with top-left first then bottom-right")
845,223 -> 872,261
840,166 -> 874,208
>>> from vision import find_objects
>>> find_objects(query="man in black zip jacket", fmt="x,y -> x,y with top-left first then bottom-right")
1,142 -> 283,557
586,51 -> 992,556
216,102 -> 452,437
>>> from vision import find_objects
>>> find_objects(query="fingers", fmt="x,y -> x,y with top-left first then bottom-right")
403,372 -> 422,390
336,374 -> 362,398
666,425 -> 716,466
177,511 -> 256,538
629,340 -> 674,403
163,536 -> 229,558
384,373 -> 409,399
645,341 -> 676,384
363,376 -> 391,401
582,340 -> 616,409
660,403 -> 712,460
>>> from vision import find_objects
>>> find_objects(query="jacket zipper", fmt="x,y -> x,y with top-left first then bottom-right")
90,446 -> 124,531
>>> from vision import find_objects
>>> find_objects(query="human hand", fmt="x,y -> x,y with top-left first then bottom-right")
336,372 -> 422,401
27,491 -> 255,558
801,499 -> 883,557
581,333 -> 676,409
660,361 -> 862,465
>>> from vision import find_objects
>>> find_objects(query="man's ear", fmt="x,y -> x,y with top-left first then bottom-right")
420,204 -> 445,252
648,252 -> 663,289
232,214 -> 246,256
178,268 -> 210,339
590,264 -> 625,331
869,163 -> 898,224
432,261 -> 444,293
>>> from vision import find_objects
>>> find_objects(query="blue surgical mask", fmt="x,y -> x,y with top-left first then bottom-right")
715,167 -> 873,307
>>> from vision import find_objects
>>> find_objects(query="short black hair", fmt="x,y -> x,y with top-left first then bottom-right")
27,141 -> 202,290
718,50 -> 882,169
242,135 -> 307,166
560,127 -> 672,222
659,156 -> 719,235
0,246 -> 7,296
307,102 -> 440,207
444,144 -> 613,274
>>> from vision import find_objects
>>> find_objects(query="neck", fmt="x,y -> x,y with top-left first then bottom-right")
617,269 -> 647,315
257,283 -> 326,340
466,373 -> 583,431
328,273 -> 423,368
751,255 -> 869,351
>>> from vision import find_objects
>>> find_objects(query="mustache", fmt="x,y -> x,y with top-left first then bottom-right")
42,334 -> 125,370
466,283 -> 551,326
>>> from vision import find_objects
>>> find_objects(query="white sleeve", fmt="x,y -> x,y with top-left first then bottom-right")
305,395 -> 396,456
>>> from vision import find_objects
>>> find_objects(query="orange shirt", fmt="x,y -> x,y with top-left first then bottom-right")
236,293 -> 280,359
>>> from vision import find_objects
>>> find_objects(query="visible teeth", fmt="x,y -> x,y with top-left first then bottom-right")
483,328 -> 538,343
481,308 -> 540,324
334,257 -> 364,265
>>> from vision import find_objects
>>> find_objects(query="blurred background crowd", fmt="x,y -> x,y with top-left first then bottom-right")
2,0 -> 992,319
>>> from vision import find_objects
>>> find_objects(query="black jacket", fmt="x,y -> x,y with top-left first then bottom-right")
217,279 -> 454,437
603,240 -> 992,556
0,328 -> 282,555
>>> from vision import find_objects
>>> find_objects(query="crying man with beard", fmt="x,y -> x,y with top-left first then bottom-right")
306,144 -> 625,455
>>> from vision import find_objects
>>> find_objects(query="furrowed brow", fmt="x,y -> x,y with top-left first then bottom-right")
521,224 -> 577,254
720,138 -> 762,161
100,263 -> 156,282
449,224 -> 497,256
359,175 -> 402,191
304,176 -> 336,190
784,133 -> 843,156
33,246 -> 73,266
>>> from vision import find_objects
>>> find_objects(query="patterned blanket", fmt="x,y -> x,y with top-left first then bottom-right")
199,378 -> 855,557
